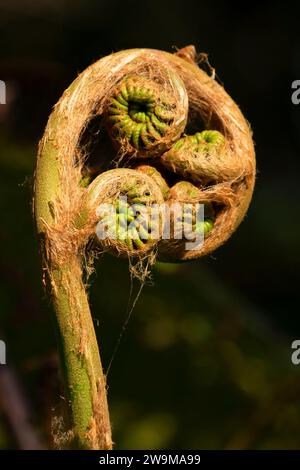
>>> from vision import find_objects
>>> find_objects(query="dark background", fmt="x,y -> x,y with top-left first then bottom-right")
0,0 -> 300,449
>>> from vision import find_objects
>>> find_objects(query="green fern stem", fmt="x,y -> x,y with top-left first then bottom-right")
34,110 -> 112,450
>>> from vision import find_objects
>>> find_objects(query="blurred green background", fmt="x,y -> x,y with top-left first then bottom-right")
0,0 -> 300,449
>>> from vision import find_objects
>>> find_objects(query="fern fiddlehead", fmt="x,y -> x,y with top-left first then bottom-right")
34,46 -> 255,450
162,128 -> 247,189
106,75 -> 187,156
83,168 -> 165,254
168,180 -> 215,241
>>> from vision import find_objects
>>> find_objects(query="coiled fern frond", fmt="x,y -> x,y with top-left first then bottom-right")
34,46 -> 256,449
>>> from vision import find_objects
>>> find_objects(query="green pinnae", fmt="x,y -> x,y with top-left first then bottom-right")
194,219 -> 214,236
136,222 -> 150,241
106,77 -> 176,150
130,227 -> 145,249
115,200 -> 129,214
204,219 -> 214,234
172,138 -> 185,151
132,123 -> 144,148
194,202 -> 215,236
146,118 -> 161,141
140,126 -> 155,147
120,84 -> 129,100
117,212 -> 127,227
130,194 -> 154,204
154,105 -> 175,122
131,112 -> 147,123
116,93 -> 128,106
177,210 -> 214,239
126,234 -> 134,250
194,130 -> 225,148
170,130 -> 225,153
116,224 -> 127,240
108,106 -> 125,116
151,114 -> 168,134
110,98 -> 128,111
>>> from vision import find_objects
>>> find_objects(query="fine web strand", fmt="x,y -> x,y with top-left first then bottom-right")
105,276 -> 144,377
